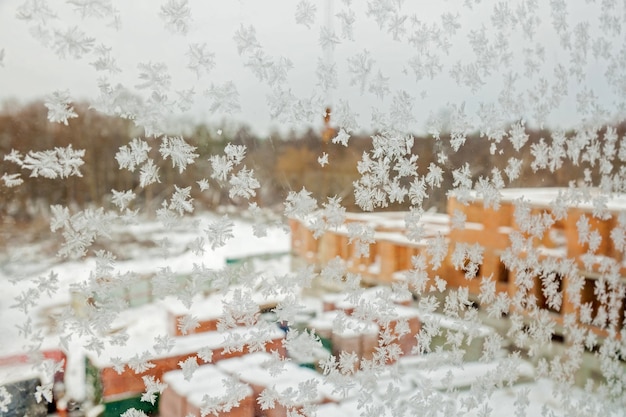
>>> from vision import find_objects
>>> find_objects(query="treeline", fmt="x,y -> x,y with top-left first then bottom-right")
0,101 -> 621,221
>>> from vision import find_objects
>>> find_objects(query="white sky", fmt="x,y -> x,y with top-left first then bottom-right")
0,0 -> 622,136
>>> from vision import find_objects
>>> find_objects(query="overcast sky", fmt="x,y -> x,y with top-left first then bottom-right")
0,0 -> 621,136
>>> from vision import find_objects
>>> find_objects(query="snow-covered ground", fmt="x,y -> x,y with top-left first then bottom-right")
0,211 -> 623,416
0,211 -> 291,397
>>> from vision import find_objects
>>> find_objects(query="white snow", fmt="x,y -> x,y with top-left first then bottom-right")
0,210 -> 621,416
0,211 -> 291,400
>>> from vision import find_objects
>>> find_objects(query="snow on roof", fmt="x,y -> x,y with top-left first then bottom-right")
455,378 -> 573,417
234,364 -> 292,387
307,317 -> 335,337
537,246 -> 568,258
0,362 -> 46,385
286,345 -> 330,365
418,311 -> 494,338
233,364 -> 345,405
496,226 -> 515,234
162,293 -> 225,317
336,397 -> 393,417
296,210 -> 450,236
186,377 -> 253,407
374,231 -> 435,247
344,211 -> 449,226
333,317 -> 379,337
415,360 -> 534,391
85,302 -> 284,367
463,222 -> 485,230
162,364 -> 228,394
215,352 -> 274,374
476,187 -> 626,211
316,403 -> 342,417
320,371 -> 605,417
361,286 -> 413,305
272,377 -> 326,404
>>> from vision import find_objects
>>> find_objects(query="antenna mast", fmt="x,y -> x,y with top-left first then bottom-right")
322,0 -> 335,143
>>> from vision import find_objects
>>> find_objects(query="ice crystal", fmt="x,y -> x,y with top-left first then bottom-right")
205,215 -> 235,250
159,0 -> 192,34
160,136 -> 198,173
44,90 -> 78,125
295,1 -> 317,29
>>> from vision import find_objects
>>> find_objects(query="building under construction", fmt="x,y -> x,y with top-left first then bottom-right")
289,188 -> 626,341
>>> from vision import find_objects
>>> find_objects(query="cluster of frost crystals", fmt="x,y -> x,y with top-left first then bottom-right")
353,131 -> 421,211
1,0 -> 626,416
159,0 -> 191,35
44,90 -> 79,125
3,146 -> 85,182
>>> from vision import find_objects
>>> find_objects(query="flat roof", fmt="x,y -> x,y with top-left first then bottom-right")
473,187 -> 626,212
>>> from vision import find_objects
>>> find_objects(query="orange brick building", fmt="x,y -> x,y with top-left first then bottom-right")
289,188 -> 626,339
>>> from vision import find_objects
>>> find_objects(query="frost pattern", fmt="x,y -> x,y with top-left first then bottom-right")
4,146 -> 85,179
159,0 -> 192,34
44,90 -> 78,125
295,1 -> 317,29
1,2 -> 626,417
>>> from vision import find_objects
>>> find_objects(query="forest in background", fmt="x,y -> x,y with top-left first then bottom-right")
1,101 -> 623,223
